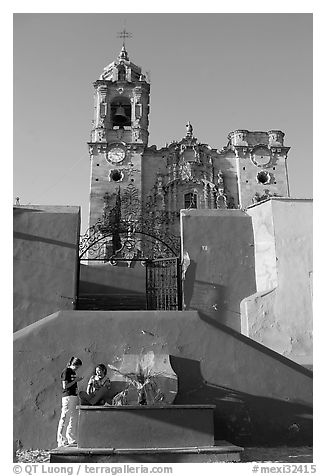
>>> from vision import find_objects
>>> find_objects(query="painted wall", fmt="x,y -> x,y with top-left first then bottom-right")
241,199 -> 313,367
180,209 -> 256,331
13,205 -> 80,331
13,310 -> 312,449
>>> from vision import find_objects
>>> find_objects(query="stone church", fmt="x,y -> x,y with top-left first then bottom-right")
86,44 -> 291,261
13,42 -> 313,451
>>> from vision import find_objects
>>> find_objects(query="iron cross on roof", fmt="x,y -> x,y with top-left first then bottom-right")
117,28 -> 133,47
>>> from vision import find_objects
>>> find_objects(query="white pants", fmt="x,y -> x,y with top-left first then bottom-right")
56,396 -> 79,447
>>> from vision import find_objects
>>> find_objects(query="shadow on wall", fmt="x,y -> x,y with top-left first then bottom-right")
198,309 -> 312,376
183,259 -> 197,307
13,231 -> 77,250
77,282 -> 146,310
14,207 -> 44,215
183,259 -> 233,326
78,262 -> 147,310
170,354 -> 312,446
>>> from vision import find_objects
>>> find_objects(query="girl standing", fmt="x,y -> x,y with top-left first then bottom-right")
56,356 -> 83,447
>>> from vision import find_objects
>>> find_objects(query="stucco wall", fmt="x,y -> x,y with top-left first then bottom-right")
241,199 -> 313,366
13,205 -> 80,331
13,310 -> 312,449
180,209 -> 256,331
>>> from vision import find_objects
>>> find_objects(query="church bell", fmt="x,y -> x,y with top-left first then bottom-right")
114,105 -> 129,125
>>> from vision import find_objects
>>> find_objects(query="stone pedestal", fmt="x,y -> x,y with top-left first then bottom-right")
77,404 -> 215,449
51,404 -> 244,462
50,352 -> 243,463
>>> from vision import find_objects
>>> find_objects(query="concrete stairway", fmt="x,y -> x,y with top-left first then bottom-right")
77,293 -> 147,310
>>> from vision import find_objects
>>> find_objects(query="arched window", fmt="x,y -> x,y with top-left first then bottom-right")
117,64 -> 126,81
111,97 -> 131,127
184,192 -> 197,209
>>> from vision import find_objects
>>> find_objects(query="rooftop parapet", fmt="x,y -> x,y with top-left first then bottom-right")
228,130 -> 285,147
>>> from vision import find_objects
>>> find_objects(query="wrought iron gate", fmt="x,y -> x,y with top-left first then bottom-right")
146,257 -> 182,310
79,186 -> 183,311
79,228 -> 182,311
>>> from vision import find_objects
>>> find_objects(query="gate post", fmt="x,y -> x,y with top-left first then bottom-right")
176,257 -> 183,310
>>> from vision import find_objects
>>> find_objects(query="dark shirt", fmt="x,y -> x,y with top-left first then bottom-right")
61,367 -> 77,397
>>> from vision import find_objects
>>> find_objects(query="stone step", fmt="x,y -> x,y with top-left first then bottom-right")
77,293 -> 147,310
50,440 -> 243,463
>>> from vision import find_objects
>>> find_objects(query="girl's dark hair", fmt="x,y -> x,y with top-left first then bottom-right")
95,363 -> 107,376
68,356 -> 82,367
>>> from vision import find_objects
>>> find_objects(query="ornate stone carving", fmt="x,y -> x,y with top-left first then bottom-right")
119,161 -> 140,181
185,121 -> 193,138
179,162 -> 192,181
215,170 -> 228,209
133,129 -> 141,141
252,189 -> 279,204
268,130 -> 284,146
228,129 -> 249,146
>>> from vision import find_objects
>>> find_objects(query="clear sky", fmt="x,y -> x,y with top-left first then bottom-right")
13,13 -> 312,232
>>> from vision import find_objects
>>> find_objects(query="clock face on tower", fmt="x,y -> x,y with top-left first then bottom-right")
106,144 -> 126,163
251,147 -> 271,167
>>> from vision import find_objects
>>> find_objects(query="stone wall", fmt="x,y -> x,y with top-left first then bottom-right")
13,310 -> 312,449
180,209 -> 257,331
241,199 -> 313,367
13,205 -> 80,331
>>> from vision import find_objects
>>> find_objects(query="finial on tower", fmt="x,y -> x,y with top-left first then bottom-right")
186,121 -> 193,138
118,44 -> 129,61
117,28 -> 132,61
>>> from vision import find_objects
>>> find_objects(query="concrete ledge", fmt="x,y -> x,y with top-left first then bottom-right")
77,404 -> 215,449
50,441 -> 243,463
77,404 -> 216,410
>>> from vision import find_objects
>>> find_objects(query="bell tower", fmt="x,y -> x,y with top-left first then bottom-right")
88,42 -> 150,229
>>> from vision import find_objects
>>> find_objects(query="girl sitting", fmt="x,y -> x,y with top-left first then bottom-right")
79,363 -> 111,405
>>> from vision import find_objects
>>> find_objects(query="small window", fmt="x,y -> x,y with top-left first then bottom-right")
184,192 -> 197,209
99,102 -> 107,117
109,170 -> 123,182
257,171 -> 270,184
135,103 -> 142,118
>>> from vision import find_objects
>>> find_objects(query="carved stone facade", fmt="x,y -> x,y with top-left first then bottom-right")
88,46 -> 291,239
